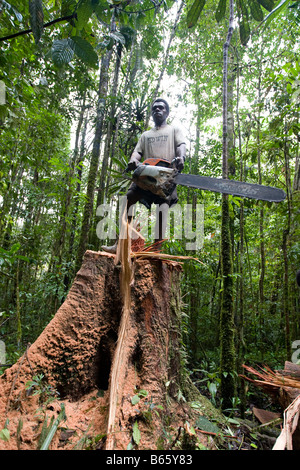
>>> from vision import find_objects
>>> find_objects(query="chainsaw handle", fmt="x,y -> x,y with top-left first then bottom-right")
171,157 -> 183,173
125,157 -> 182,173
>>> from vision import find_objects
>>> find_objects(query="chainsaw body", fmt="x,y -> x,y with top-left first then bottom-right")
132,159 -> 177,198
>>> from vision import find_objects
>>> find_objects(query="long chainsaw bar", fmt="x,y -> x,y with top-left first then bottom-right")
175,172 -> 286,202
132,160 -> 286,203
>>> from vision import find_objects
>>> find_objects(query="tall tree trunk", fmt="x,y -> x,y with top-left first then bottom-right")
235,52 -> 246,416
98,44 -> 122,204
282,120 -> 292,360
90,44 -> 123,250
75,46 -> 113,272
256,54 -> 265,335
219,0 -> 236,410
64,105 -> 89,291
53,99 -> 87,270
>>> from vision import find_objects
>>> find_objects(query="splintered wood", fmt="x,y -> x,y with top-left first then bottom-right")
105,207 -> 133,450
105,208 -> 204,450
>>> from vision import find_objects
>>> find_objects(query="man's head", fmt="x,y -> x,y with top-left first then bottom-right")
151,99 -> 169,126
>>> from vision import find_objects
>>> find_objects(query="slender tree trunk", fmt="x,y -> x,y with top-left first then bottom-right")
75,46 -> 113,271
53,103 -> 85,267
256,56 -> 265,335
90,43 -> 124,249
282,121 -> 292,359
16,260 -> 21,350
235,54 -> 246,416
107,34 -> 137,170
219,0 -> 236,410
64,105 -> 89,291
293,122 -> 300,191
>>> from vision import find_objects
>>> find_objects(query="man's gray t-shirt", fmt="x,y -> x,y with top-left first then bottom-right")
134,124 -> 185,163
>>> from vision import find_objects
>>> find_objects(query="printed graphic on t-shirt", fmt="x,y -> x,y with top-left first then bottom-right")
147,135 -> 169,144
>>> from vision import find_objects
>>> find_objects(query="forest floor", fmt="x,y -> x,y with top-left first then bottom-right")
0,370 -> 225,450
0,363 -> 283,451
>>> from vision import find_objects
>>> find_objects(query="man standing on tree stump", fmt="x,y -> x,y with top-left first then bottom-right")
102,98 -> 186,253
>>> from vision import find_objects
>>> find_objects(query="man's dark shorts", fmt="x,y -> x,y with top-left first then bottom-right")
127,183 -> 178,210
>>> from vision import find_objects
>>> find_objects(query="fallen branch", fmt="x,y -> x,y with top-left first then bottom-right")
131,251 -> 205,265
240,364 -> 300,390
196,428 -> 237,439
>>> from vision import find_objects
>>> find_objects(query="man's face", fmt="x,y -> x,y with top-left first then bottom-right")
152,101 -> 168,125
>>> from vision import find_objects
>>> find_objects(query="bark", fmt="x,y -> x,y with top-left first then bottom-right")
64,109 -> 89,291
52,98 -> 87,272
282,122 -> 292,360
235,57 -> 246,416
89,45 -> 123,249
219,0 -> 236,409
97,44 -> 122,205
75,47 -> 113,272
256,57 -> 265,330
0,251 -> 218,451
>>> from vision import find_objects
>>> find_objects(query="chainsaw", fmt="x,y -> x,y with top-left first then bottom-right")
129,158 -> 286,203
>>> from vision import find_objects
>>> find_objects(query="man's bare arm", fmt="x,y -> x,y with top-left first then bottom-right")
127,151 -> 142,170
175,143 -> 186,171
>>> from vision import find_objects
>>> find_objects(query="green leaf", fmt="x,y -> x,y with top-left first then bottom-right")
29,0 -> 44,44
9,242 -> 21,254
131,395 -> 140,405
76,0 -> 94,30
239,17 -> 250,45
186,0 -> 206,28
61,0 -> 77,17
257,0 -> 275,12
239,0 -> 249,18
110,31 -> 126,46
215,0 -> 227,22
248,0 -> 264,21
0,428 -> 10,441
70,36 -> 99,68
93,0 -> 112,25
132,421 -> 141,445
51,39 -> 74,67
40,404 -> 66,450
3,1 -> 23,22
238,0 -> 250,45
195,416 -> 220,434
262,0 -> 291,26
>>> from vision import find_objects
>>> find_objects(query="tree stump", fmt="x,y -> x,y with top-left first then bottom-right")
0,250 -> 218,450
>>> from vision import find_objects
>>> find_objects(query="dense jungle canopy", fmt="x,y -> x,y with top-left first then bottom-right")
0,0 -> 299,420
